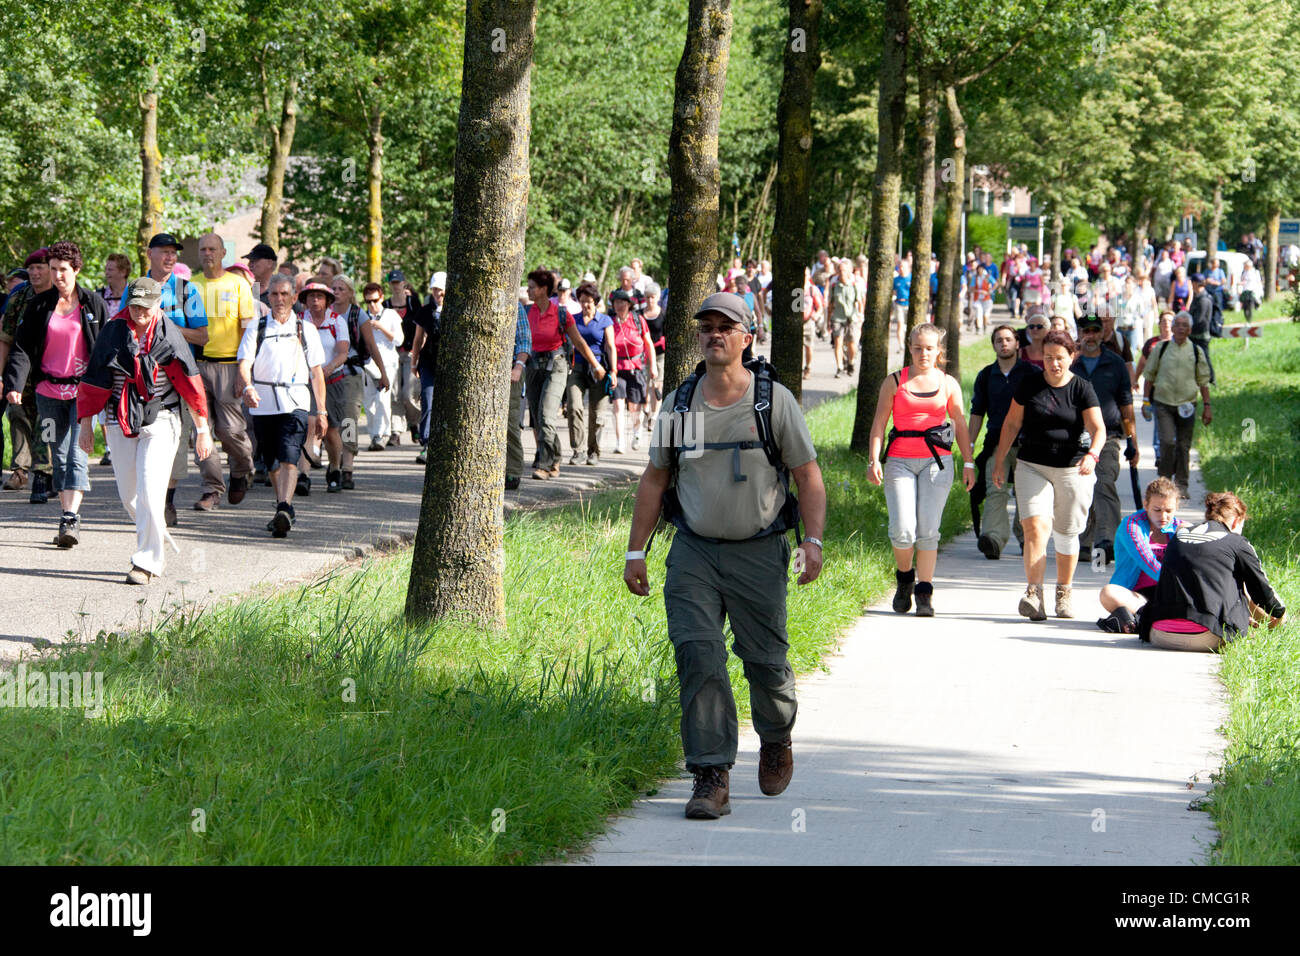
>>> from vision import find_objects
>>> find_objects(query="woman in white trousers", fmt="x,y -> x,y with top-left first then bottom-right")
78,277 -> 213,584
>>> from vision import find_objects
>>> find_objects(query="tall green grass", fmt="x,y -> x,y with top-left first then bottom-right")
1193,324 -> 1300,864
0,343 -> 989,864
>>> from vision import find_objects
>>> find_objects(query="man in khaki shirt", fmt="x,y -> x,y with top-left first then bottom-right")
624,291 -> 827,821
1142,311 -> 1211,498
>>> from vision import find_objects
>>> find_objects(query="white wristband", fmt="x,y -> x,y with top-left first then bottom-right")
625,550 -> 646,561
963,461 -> 975,470
195,425 -> 210,435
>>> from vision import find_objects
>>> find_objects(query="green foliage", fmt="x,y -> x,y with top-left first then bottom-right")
1061,219 -> 1100,255
1194,324 -> 1300,864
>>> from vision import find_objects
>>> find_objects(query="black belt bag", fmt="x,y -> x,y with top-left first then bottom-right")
529,349 -> 561,373
883,420 -> 955,469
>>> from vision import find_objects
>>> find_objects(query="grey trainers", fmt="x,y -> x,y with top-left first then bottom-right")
1018,584 -> 1047,621
1055,584 -> 1074,619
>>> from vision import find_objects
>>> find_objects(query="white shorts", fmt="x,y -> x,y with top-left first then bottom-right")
1014,458 -> 1096,536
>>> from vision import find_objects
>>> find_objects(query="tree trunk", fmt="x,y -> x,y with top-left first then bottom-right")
367,109 -> 384,284
934,83 -> 964,384
404,0 -> 537,626
1206,178 -> 1224,259
136,61 -> 163,273
1264,206 -> 1280,301
596,188 -> 625,291
1050,209 -> 1064,286
260,75 -> 298,250
906,63 -> 937,334
770,0 -> 822,399
849,0 -> 908,452
664,0 -> 733,392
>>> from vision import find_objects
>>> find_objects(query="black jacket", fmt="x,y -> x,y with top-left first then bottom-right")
1138,520 -> 1285,643
1188,290 -> 1215,340
3,285 -> 108,395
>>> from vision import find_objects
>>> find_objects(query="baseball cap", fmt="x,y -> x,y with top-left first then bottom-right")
1077,315 -> 1103,330
429,271 -> 446,291
24,248 -> 50,267
242,242 -> 277,262
7,268 -> 28,281
387,269 -> 406,283
692,291 -> 749,328
148,233 -> 183,251
126,276 -> 163,308
558,278 -> 571,292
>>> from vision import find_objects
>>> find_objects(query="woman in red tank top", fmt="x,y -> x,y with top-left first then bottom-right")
865,323 -> 975,617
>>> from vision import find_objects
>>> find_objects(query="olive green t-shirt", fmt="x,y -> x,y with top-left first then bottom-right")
650,371 -> 816,539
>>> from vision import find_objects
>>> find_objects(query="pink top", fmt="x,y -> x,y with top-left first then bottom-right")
1152,618 -> 1208,634
36,305 -> 88,401
1135,541 -> 1166,590
890,367 -> 951,459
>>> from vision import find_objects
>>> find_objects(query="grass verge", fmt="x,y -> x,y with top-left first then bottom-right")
0,342 -> 989,864
1193,321 -> 1300,864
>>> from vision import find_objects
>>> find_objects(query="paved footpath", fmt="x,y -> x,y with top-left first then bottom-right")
0,330 -> 905,661
580,411 -> 1222,865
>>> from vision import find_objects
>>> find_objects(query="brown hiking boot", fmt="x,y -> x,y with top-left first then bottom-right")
684,766 -> 731,819
1018,584 -> 1047,622
4,466 -> 28,491
758,737 -> 794,795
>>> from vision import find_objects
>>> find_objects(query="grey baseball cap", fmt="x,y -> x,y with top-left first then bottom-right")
692,291 -> 749,327
126,276 -> 163,308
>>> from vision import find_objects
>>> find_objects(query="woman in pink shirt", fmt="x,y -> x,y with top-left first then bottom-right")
1,241 -> 108,547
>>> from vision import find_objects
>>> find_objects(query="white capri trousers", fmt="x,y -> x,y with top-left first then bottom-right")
1014,457 -> 1096,542
883,455 -> 954,550
106,409 -> 181,575
364,349 -> 399,442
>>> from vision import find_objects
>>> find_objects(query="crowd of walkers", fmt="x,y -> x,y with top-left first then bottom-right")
0,233 -> 1287,651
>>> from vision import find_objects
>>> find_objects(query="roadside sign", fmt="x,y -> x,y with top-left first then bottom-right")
1226,325 -> 1262,338
1007,215 -> 1040,240
1278,218 -> 1300,241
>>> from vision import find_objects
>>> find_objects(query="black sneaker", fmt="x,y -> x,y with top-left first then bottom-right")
892,569 -> 915,613
55,514 -> 81,548
164,498 -> 178,527
296,473 -> 311,497
270,507 -> 293,538
505,476 -> 520,490
99,453 -> 112,467
415,449 -> 427,465
387,433 -> 400,447
341,470 -> 355,490
914,582 -> 934,617
326,470 -> 342,493
29,472 -> 50,504
977,534 -> 1001,560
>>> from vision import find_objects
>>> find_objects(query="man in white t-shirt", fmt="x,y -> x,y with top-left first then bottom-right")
236,273 -> 326,537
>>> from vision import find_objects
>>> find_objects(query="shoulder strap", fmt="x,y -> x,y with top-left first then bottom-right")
751,365 -> 782,469
255,314 -> 269,353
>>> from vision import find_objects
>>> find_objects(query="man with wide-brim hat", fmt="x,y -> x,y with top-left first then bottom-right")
623,290 -> 827,820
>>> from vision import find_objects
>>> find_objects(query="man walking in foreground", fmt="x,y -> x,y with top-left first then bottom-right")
624,291 -> 827,820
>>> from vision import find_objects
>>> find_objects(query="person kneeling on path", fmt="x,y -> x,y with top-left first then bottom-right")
1097,477 -> 1181,634
1137,491 -> 1286,650
624,291 -> 827,821
866,322 -> 976,616
237,273 -> 327,538
993,330 -> 1105,621
77,277 -> 214,584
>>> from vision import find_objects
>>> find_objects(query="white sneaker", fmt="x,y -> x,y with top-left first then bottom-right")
631,428 -> 641,450
614,440 -> 625,454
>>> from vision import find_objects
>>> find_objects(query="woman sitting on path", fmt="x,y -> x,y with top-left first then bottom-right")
1138,491 -> 1287,651
867,322 -> 976,617
1097,476 -> 1181,633
992,330 -> 1105,620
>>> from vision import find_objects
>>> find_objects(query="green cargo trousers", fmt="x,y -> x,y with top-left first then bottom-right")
664,529 -> 798,771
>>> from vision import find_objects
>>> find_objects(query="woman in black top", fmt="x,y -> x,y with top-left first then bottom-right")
993,330 -> 1106,621
1139,491 -> 1286,650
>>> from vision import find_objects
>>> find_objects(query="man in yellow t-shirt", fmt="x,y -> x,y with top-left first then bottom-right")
190,232 -> 257,509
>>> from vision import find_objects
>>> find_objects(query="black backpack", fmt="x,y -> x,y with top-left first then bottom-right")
647,356 -> 802,553
341,304 -> 371,369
